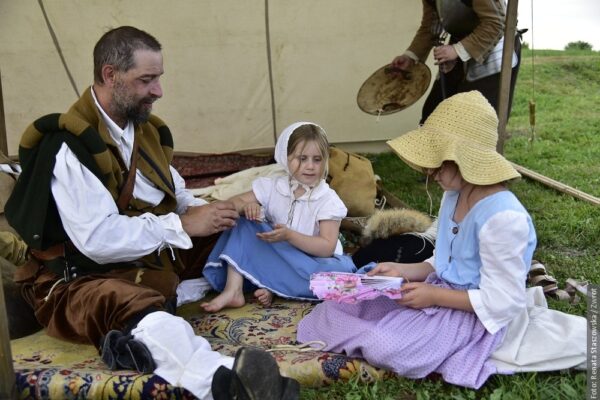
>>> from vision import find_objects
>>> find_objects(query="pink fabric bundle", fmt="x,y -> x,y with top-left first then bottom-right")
309,271 -> 404,304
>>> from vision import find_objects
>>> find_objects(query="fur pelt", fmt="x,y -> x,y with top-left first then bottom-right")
361,208 -> 432,245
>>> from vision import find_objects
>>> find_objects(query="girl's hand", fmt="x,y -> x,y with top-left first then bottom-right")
257,224 -> 290,243
242,202 -> 262,221
396,282 -> 439,309
367,262 -> 404,277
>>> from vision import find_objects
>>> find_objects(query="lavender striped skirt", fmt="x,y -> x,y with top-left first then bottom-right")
297,276 -> 506,388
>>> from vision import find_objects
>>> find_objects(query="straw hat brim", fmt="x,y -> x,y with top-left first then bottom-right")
387,125 -> 521,185
357,63 -> 431,116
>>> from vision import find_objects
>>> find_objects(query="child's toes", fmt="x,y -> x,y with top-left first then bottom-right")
254,289 -> 273,306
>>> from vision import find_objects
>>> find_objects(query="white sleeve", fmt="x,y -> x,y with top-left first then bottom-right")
171,165 -> 207,214
468,210 -> 530,334
51,144 -> 193,264
425,253 -> 435,268
251,177 -> 273,208
453,42 -> 472,61
316,192 -> 347,221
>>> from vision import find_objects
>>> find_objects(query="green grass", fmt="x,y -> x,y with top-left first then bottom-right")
300,50 -> 598,399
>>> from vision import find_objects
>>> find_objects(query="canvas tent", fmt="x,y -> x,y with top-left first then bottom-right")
0,0 -> 430,156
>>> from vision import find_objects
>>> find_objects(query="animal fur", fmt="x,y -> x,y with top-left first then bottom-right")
361,208 -> 432,245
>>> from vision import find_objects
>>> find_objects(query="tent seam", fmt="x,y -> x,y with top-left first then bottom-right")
264,0 -> 277,143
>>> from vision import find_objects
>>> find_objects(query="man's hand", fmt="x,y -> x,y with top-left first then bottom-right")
438,59 -> 457,74
180,201 -> 239,237
433,45 -> 458,65
391,55 -> 415,71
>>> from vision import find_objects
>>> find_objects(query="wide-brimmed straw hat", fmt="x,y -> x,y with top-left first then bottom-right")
386,91 -> 520,185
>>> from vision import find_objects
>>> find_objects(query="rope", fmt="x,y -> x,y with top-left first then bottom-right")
44,278 -> 65,302
528,0 -> 536,146
38,0 -> 80,98
266,340 -> 327,353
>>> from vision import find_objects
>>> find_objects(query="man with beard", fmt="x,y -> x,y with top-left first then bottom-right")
4,26 -> 299,400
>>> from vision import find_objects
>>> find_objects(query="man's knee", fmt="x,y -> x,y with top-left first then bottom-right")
1,257 -> 42,339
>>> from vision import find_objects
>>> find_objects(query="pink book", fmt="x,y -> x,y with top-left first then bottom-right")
310,271 -> 404,304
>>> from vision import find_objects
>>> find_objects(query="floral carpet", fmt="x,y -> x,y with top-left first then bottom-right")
11,295 -> 392,399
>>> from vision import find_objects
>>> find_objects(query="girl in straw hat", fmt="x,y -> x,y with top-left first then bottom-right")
297,91 -> 586,388
201,122 -> 356,312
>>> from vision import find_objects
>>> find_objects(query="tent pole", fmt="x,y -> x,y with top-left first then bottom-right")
0,69 -> 9,156
0,270 -> 17,399
496,0 -> 519,154
0,70 -> 16,399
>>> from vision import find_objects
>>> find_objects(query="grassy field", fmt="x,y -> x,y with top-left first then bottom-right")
301,49 -> 599,399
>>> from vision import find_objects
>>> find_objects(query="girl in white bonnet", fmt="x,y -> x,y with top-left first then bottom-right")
202,122 -> 355,312
297,91 -> 586,389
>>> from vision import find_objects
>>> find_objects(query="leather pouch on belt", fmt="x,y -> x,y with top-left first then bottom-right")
13,258 -> 42,284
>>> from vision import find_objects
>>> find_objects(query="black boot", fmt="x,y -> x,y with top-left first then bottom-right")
211,366 -> 235,400
229,347 -> 300,400
99,330 -> 156,374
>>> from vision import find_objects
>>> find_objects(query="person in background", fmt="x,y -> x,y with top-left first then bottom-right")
202,122 -> 355,312
5,25 -> 298,400
391,0 -> 522,124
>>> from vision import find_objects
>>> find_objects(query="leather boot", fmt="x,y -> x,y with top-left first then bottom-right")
229,347 -> 300,400
211,365 -> 234,400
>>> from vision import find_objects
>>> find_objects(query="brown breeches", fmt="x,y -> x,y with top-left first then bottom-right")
20,235 -> 220,347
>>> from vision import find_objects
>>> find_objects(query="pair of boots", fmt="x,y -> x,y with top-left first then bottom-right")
212,347 -> 300,400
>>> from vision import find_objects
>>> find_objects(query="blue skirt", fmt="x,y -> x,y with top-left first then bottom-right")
203,218 -> 356,300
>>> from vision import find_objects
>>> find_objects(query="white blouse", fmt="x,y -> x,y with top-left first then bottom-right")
252,176 -> 347,255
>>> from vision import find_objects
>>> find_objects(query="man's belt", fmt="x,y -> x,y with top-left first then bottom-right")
13,242 -> 74,284
29,242 -> 80,282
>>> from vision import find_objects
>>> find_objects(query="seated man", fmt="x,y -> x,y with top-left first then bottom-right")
5,25 -> 298,400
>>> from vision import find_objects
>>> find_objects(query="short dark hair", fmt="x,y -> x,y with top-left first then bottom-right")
93,26 -> 161,84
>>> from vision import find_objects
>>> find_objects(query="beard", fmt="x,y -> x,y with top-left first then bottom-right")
112,78 -> 155,125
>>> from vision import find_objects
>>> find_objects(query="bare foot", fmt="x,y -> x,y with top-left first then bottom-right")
254,288 -> 274,307
201,290 -> 245,312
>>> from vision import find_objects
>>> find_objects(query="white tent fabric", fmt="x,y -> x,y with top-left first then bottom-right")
0,1 -> 430,155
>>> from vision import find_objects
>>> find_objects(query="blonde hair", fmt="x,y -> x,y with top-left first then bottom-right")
287,124 -> 330,180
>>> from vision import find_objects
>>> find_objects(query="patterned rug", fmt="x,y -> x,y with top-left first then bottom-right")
11,295 -> 393,399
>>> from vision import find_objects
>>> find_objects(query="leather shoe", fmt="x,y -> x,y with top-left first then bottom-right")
230,347 -> 300,400
99,330 -> 156,374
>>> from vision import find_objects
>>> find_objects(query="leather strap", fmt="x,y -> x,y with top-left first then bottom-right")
29,241 -> 80,261
30,243 -> 66,261
115,133 -> 140,212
